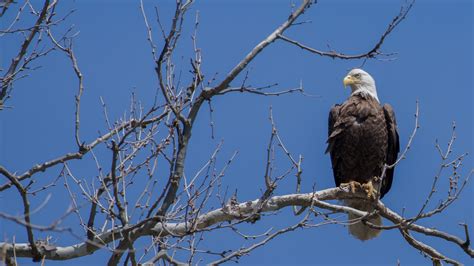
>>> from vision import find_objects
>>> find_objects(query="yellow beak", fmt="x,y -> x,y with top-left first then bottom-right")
343,75 -> 354,87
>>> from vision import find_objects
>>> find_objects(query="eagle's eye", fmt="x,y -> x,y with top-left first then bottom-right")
353,73 -> 361,78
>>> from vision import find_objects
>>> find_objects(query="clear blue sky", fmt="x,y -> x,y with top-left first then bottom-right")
1,0 -> 472,265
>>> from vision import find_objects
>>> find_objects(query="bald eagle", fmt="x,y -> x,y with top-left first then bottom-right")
326,69 -> 400,240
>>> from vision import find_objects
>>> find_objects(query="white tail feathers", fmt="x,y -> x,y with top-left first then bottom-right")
345,199 -> 382,241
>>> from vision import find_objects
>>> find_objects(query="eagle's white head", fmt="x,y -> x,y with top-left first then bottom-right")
343,68 -> 379,102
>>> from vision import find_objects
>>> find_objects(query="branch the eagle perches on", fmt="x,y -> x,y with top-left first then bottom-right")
0,0 -> 472,265
0,188 -> 472,264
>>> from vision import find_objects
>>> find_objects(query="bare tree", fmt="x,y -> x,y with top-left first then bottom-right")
0,1 -> 472,265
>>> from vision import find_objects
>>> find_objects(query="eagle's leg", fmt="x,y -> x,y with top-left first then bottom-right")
362,180 -> 377,200
341,181 -> 362,193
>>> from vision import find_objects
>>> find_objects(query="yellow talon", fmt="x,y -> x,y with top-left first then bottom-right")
341,181 -> 362,194
362,180 -> 377,200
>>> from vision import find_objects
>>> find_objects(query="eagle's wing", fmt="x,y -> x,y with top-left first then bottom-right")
326,104 -> 342,186
381,104 -> 400,197
326,104 -> 340,153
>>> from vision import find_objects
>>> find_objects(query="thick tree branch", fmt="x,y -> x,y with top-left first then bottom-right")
155,0 -> 314,223
1,187 -> 471,262
190,0 -> 313,117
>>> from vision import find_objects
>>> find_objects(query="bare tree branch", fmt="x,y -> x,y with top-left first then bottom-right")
277,0 -> 415,60
142,249 -> 188,266
0,0 -> 53,109
1,187 -> 471,262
